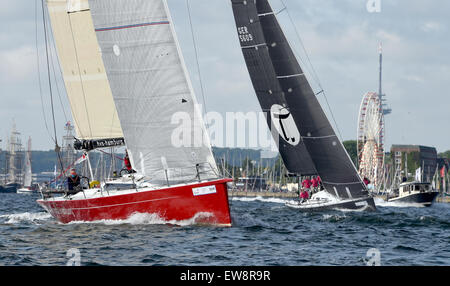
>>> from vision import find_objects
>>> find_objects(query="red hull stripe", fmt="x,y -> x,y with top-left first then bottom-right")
95,21 -> 170,32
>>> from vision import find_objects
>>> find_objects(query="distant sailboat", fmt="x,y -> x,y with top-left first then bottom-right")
17,137 -> 34,193
0,122 -> 23,193
231,0 -> 376,211
37,0 -> 232,225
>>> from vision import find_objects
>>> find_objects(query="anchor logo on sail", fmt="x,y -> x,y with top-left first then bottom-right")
270,104 -> 300,146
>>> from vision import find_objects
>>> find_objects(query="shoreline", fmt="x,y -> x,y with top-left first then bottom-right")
228,191 -> 450,203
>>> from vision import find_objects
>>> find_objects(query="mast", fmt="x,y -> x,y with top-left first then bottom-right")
23,137 -> 33,188
378,43 -> 383,101
7,121 -> 23,184
405,152 -> 408,181
378,43 -> 391,116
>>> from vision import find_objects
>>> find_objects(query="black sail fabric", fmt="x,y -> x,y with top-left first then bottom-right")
231,0 -> 317,176
231,0 -> 369,199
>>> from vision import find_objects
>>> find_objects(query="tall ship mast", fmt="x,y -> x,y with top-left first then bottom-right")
1,121 -> 24,193
7,122 -> 24,185
17,137 -> 35,193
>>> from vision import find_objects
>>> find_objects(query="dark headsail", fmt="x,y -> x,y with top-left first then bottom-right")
231,0 -> 317,176
231,0 -> 370,199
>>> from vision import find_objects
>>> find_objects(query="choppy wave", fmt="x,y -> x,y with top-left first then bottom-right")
0,212 -> 51,224
1,192 -> 449,266
232,212 -> 271,228
322,214 -> 347,222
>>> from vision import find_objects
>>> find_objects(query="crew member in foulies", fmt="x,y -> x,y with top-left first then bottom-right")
67,169 -> 81,192
124,150 -> 136,174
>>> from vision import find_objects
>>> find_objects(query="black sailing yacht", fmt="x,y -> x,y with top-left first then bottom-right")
231,0 -> 376,211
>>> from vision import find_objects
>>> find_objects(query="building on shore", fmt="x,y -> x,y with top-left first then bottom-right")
390,145 -> 437,184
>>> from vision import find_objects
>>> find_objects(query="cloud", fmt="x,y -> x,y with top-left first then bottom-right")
421,21 -> 443,32
1,0 -> 449,152
0,45 -> 36,83
402,75 -> 424,83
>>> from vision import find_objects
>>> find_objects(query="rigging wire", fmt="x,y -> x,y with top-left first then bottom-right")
46,18 -> 69,123
186,0 -> 208,116
35,0 -> 54,142
41,0 -> 65,173
186,0 -> 219,169
279,0 -> 344,142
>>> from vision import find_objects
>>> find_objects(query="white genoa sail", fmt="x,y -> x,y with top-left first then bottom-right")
88,0 -> 218,184
46,0 -> 123,140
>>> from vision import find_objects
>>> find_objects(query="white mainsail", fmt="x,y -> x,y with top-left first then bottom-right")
88,0 -> 218,183
46,0 -> 123,140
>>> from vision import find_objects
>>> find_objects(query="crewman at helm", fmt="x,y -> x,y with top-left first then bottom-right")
68,169 -> 81,192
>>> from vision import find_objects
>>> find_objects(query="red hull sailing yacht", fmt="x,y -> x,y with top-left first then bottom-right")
38,178 -> 232,225
37,0 -> 231,226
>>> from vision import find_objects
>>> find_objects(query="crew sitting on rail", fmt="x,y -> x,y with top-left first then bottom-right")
311,177 -> 319,194
300,189 -> 310,203
317,176 -> 324,190
67,169 -> 81,192
302,177 -> 312,195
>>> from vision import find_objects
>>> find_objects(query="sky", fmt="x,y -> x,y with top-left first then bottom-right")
0,0 -> 449,153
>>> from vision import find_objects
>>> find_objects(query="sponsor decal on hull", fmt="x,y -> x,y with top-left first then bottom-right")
192,185 -> 217,196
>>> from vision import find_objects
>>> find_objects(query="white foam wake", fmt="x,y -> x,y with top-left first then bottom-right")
374,197 -> 426,208
0,212 -> 52,224
322,214 -> 347,221
66,212 -> 216,227
231,196 -> 295,205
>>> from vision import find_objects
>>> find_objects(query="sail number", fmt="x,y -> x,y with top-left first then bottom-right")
237,26 -> 254,43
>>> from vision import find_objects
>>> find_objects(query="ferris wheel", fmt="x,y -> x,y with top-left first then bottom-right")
357,92 -> 385,191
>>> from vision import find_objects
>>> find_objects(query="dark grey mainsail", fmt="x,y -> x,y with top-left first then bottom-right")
231,0 -> 317,176
231,0 -> 370,199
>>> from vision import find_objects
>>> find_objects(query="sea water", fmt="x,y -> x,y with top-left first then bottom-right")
0,193 -> 448,266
